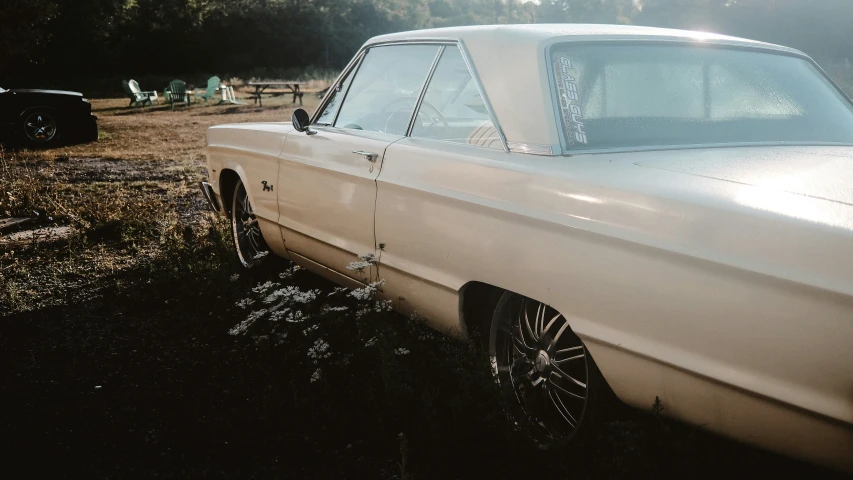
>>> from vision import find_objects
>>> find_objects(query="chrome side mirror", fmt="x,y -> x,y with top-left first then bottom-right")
291,108 -> 316,135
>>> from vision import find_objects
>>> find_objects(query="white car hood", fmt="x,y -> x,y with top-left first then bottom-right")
634,146 -> 853,207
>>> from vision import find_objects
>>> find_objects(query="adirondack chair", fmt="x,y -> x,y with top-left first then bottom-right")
122,79 -> 159,107
165,79 -> 190,108
193,76 -> 245,105
196,76 -> 221,103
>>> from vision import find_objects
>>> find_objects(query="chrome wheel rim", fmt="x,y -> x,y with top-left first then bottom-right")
232,184 -> 264,267
491,297 -> 589,446
24,113 -> 57,143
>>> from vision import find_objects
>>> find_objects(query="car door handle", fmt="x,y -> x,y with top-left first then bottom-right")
352,150 -> 378,163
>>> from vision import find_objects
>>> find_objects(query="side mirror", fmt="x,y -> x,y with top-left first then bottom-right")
291,108 -> 316,135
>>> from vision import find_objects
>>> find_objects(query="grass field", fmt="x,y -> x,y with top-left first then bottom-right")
1,91 -> 849,479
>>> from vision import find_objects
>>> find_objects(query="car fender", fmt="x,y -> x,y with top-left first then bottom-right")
217,161 -> 251,208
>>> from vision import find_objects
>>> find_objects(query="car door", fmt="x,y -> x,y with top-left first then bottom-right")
374,44 -> 509,333
277,43 -> 442,281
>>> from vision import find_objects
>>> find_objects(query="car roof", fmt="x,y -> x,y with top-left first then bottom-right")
362,24 -> 808,152
366,24 -> 801,55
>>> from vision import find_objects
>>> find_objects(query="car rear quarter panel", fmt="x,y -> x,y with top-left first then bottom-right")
375,139 -> 853,470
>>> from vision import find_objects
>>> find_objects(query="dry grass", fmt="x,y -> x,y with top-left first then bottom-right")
1,92 -> 320,313
22,92 -> 322,163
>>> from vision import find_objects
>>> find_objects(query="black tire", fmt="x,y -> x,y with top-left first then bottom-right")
230,178 -> 269,268
21,110 -> 62,148
488,291 -> 606,449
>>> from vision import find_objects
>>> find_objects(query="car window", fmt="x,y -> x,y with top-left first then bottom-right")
315,66 -> 356,126
410,47 -> 503,149
550,44 -> 853,149
334,44 -> 440,135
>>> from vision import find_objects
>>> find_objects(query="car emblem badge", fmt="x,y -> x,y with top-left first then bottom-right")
535,350 -> 550,372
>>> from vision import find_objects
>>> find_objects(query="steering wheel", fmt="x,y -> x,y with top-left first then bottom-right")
381,96 -> 448,135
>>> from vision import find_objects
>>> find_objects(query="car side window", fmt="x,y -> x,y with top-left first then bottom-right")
334,44 -> 440,135
315,66 -> 356,126
410,47 -> 503,149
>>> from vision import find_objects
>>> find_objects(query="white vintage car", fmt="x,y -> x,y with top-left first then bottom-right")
201,25 -> 853,471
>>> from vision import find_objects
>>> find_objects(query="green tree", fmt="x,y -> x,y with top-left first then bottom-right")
538,0 -> 638,24
0,0 -> 60,70
1,0 -> 851,90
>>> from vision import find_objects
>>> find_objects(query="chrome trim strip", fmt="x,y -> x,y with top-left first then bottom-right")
456,40 -> 509,153
507,142 -> 557,156
366,38 -> 458,47
285,250 -> 366,290
311,50 -> 366,124
541,35 -> 804,56
399,135 -> 507,152
199,181 -> 221,212
543,43 -> 569,155
329,52 -> 365,128
369,32 -> 804,56
407,45 -> 445,137
810,58 -> 853,106
565,140 -> 853,156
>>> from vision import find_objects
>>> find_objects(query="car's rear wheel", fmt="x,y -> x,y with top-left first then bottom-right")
22,110 -> 61,147
488,291 -> 604,449
231,179 -> 268,268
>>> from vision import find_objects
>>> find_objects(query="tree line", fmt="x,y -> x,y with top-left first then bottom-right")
1,0 -> 851,85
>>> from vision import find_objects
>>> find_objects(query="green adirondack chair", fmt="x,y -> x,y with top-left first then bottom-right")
165,79 -> 190,108
122,79 -> 159,107
197,76 -> 221,103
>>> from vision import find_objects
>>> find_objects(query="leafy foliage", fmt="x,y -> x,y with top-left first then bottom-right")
2,0 -> 852,90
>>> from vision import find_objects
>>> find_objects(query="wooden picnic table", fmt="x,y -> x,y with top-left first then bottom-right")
247,81 -> 307,107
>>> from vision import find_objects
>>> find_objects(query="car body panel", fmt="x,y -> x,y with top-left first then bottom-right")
375,138 -> 853,470
377,137 -> 853,411
588,340 -> 853,472
207,122 -> 293,256
6,88 -> 84,97
277,126 -> 402,281
0,87 -> 97,144
205,24 -> 853,472
635,146 -> 853,209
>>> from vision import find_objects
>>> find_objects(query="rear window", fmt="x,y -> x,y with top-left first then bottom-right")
549,44 -> 853,150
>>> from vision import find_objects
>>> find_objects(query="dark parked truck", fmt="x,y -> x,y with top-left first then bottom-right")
0,86 -> 98,147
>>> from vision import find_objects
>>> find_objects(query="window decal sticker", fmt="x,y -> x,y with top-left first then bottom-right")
553,55 -> 588,145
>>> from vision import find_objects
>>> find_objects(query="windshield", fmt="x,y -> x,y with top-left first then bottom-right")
549,44 -> 853,150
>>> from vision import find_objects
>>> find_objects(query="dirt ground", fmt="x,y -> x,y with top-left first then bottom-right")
1,95 -> 849,479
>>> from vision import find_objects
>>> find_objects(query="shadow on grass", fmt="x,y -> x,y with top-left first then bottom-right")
109,103 -> 280,117
111,104 -> 201,116
189,105 -> 292,116
95,104 -> 150,114
1,251 -> 849,479
0,136 -> 100,151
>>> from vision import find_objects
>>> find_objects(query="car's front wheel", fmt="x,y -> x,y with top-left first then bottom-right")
230,179 -> 268,268
22,110 -> 61,147
488,291 -> 604,449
